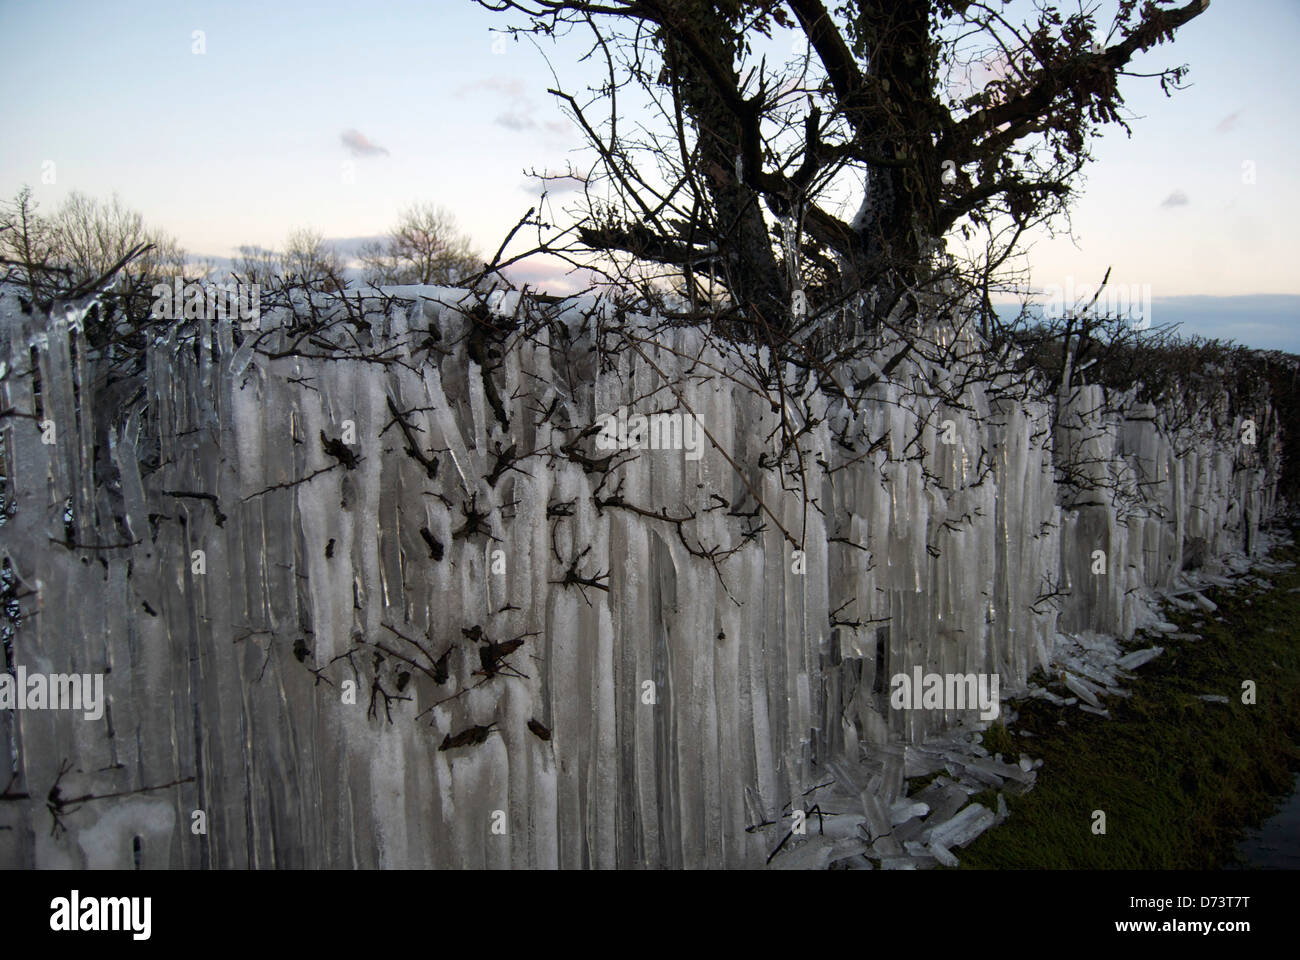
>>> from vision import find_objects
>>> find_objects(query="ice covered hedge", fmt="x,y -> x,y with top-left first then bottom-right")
0,283 -> 1283,867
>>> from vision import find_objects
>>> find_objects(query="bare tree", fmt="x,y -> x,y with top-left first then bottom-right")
49,191 -> 187,286
0,187 -> 61,302
281,227 -> 347,292
358,203 -> 481,286
2,187 -> 188,304
230,244 -> 281,290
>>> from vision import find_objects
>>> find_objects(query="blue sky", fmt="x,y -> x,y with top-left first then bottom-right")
1,0 -> 1296,348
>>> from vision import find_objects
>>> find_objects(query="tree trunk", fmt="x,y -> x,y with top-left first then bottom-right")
662,7 -> 787,336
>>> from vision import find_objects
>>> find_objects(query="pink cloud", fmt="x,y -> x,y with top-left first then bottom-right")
340,129 -> 389,157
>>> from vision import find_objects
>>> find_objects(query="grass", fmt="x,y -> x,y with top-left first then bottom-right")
958,521 -> 1300,869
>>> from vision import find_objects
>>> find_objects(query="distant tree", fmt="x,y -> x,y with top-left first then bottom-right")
1,187 -> 187,304
281,227 -> 347,292
0,187 -> 60,301
358,204 -> 481,286
230,245 -> 280,290
49,191 -> 186,288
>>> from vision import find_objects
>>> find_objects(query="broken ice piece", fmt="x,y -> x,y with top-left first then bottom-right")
1018,755 -> 1033,773
996,793 -> 1009,820
827,760 -> 868,794
1062,671 -> 1101,707
1029,686 -> 1068,705
871,835 -> 903,857
1197,694 -> 1230,704
909,782 -> 945,809
1079,704 -> 1110,717
929,841 -> 959,867
890,800 -> 929,824
923,783 -> 969,827
830,854 -> 873,870
903,747 -> 946,778
892,817 -> 926,843
928,803 -> 997,849
1193,592 -> 1217,612
970,756 -> 1033,784
829,838 -> 871,861
1115,646 -> 1163,671
860,792 -> 892,839
769,837 -> 835,870
959,762 -> 1004,788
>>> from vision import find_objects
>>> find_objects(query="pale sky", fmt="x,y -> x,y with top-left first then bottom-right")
1,0 -> 1296,345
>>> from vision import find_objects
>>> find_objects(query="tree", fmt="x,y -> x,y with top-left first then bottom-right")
358,203 -> 481,286
229,245 -> 279,290
1,187 -> 187,305
281,227 -> 347,292
49,191 -> 186,287
0,187 -> 60,302
477,0 -> 1210,343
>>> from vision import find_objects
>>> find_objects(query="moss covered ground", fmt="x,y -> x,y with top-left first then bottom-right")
958,523 -> 1300,869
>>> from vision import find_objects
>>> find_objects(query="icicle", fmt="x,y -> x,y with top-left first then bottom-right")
1,276 -> 1284,870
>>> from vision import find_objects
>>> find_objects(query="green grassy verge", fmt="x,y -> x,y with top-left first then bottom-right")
958,522 -> 1300,869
